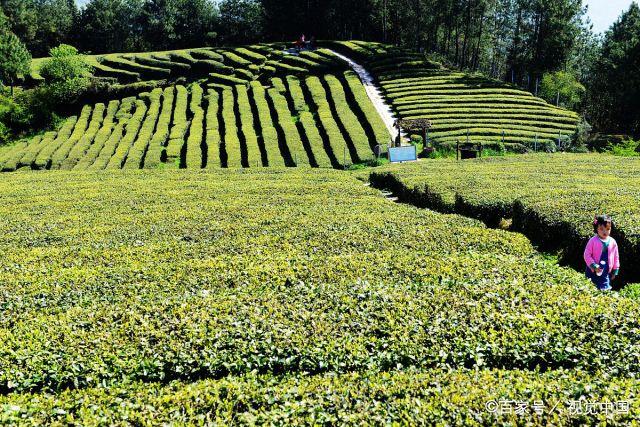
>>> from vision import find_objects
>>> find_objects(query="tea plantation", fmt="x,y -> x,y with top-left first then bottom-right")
2,72 -> 389,171
369,154 -> 640,284
0,169 -> 639,424
330,41 -> 580,152
6,43 -> 394,171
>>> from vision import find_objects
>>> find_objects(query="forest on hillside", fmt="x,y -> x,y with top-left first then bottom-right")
0,0 -> 639,143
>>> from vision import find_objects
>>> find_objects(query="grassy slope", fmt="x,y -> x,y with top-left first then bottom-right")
0,168 -> 639,424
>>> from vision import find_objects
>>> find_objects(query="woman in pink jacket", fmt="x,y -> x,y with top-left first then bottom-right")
584,215 -> 620,291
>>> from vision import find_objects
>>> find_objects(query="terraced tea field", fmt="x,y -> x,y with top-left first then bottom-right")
1,169 -> 639,424
331,41 -> 580,152
1,71 -> 390,171
7,40 -> 586,172
369,154 -> 640,284
30,44 -> 348,87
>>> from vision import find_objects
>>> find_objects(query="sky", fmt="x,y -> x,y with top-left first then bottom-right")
585,0 -> 635,33
72,0 -> 634,35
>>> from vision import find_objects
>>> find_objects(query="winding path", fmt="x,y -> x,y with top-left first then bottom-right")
327,50 -> 405,143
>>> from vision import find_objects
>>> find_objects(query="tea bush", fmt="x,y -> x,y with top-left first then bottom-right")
0,169 -> 639,424
369,154 -> 640,283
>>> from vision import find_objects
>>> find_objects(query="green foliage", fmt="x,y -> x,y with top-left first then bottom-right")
608,139 -> 640,157
40,44 -> 91,82
39,44 -> 92,105
540,71 -> 585,110
218,0 -> 264,45
0,30 -> 31,90
587,3 -> 640,135
0,169 -> 638,424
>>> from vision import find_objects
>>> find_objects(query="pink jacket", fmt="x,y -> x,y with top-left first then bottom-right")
584,235 -> 620,273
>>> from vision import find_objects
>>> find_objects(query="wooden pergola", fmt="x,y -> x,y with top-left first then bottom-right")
394,118 -> 433,147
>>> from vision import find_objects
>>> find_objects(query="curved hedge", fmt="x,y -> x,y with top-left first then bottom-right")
165,85 -> 189,167
205,89 -> 222,169
123,89 -> 162,169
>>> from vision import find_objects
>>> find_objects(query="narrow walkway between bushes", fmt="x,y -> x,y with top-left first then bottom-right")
366,172 -> 632,289
327,50 -> 404,143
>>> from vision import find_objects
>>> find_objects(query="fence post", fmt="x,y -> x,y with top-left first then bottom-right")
556,91 -> 560,107
456,140 -> 460,161
343,145 -> 347,170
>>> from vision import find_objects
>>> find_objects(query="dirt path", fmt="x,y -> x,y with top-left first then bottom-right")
328,50 -> 405,143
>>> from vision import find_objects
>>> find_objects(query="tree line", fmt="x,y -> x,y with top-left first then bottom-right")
0,0 -> 639,137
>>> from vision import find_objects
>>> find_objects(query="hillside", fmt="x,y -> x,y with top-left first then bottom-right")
330,41 -> 581,152
29,44 -> 349,87
3,41 -> 585,172
5,44 -> 393,171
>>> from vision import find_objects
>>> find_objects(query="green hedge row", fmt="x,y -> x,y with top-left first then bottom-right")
432,135 -> 557,146
106,99 -> 148,169
218,50 -> 252,68
101,57 -> 171,80
74,100 -> 121,170
7,134 -> 46,171
234,47 -> 267,65
165,52 -> 198,66
33,116 -> 78,170
165,85 -> 189,167
221,88 -> 242,168
144,87 -> 174,169
266,60 -> 309,75
233,68 -> 255,81
190,49 -> 224,62
0,140 -> 29,171
0,139 -> 33,171
49,105 -> 93,170
132,55 -> 191,74
88,98 -> 136,170
323,74 -> 372,163
205,89 -> 222,169
386,87 -> 541,99
208,73 -> 249,86
185,84 -> 204,169
250,81 -> 284,167
402,112 -> 579,125
236,84 -> 263,167
429,127 -> 564,140
305,76 -> 349,167
286,76 -> 333,168
394,99 -> 556,111
267,78 -> 304,166
92,62 -> 140,83
343,71 -> 392,146
61,103 -> 107,170
193,59 -> 234,75
123,89 -> 162,170
428,122 -> 577,135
